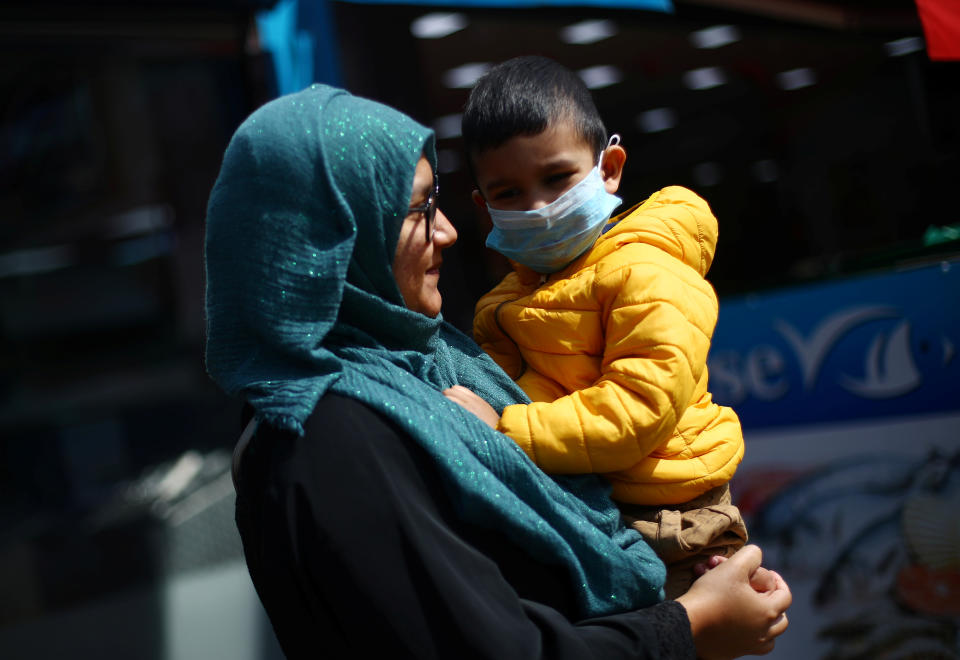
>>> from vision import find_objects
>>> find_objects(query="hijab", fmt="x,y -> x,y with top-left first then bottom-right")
205,84 -> 664,617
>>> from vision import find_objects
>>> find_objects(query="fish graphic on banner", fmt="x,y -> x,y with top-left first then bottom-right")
709,259 -> 959,429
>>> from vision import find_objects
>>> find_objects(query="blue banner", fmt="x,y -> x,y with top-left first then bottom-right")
338,0 -> 672,9
257,0 -> 342,97
709,259 -> 960,429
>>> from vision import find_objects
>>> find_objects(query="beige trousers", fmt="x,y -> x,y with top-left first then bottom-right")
619,484 -> 748,599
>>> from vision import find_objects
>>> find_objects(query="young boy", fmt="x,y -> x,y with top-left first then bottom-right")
443,56 -> 747,599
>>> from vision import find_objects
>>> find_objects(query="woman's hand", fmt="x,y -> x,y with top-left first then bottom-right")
694,554 -> 780,594
676,545 -> 791,660
443,385 -> 501,429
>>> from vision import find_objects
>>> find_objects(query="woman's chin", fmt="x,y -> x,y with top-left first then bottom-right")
409,289 -> 442,318
425,298 -> 443,318
425,291 -> 443,318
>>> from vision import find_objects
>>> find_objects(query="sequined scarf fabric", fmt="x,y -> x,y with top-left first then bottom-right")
204,84 -> 665,617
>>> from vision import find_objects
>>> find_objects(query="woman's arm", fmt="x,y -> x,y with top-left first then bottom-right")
236,394 -> 696,660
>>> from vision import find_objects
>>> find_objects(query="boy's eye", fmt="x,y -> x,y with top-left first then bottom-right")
545,171 -> 575,186
492,188 -> 519,201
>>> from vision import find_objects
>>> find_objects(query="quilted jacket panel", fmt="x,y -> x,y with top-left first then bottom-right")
474,186 -> 744,505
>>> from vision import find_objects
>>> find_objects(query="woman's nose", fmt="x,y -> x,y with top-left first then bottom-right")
433,209 -> 458,246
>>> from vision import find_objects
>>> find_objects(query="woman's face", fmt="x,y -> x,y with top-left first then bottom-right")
392,156 -> 457,317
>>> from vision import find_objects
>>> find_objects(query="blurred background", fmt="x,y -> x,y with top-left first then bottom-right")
1,0 -> 957,658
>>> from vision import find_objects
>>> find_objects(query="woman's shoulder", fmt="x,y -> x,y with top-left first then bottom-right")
245,393 -> 418,489
304,393 -> 415,462
310,392 -> 391,430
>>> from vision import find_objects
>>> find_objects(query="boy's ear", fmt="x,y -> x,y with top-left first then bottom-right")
471,189 -> 494,234
600,144 -> 627,194
471,189 -> 488,213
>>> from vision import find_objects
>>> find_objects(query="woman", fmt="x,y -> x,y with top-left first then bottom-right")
205,84 -> 790,659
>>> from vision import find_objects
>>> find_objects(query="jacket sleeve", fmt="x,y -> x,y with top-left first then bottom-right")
497,189 -> 720,475
236,395 -> 696,660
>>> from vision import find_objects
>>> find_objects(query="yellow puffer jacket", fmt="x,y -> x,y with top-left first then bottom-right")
474,186 -> 743,506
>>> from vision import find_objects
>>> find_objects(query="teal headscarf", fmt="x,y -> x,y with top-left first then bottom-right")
205,84 -> 665,617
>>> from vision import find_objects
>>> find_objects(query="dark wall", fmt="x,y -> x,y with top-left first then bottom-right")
332,2 -> 959,331
0,3 -> 275,626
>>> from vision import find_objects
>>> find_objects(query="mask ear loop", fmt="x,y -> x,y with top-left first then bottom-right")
598,133 -> 622,171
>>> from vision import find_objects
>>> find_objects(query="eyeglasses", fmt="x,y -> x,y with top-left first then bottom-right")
408,173 -> 439,242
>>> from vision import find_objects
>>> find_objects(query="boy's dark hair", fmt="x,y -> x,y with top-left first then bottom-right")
462,56 -> 607,161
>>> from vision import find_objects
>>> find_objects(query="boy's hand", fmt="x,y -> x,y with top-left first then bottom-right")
694,554 -> 780,593
443,385 -> 501,429
693,555 -> 726,577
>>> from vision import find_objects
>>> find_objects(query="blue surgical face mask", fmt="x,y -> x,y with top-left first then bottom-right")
485,135 -> 623,274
